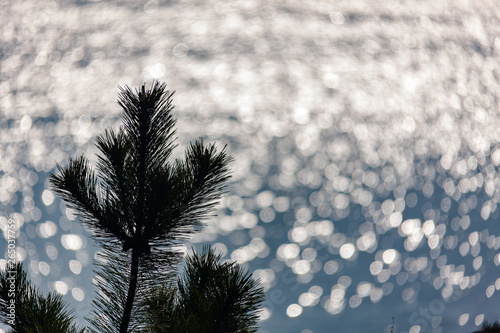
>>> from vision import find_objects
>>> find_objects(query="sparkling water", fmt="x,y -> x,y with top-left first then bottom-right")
1,1 -> 500,332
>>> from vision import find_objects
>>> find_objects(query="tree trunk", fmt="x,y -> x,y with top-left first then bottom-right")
120,248 -> 140,333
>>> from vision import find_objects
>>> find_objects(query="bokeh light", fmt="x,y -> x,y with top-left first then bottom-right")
2,1 -> 500,332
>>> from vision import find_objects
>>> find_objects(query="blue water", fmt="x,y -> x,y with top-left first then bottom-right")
2,1 -> 500,332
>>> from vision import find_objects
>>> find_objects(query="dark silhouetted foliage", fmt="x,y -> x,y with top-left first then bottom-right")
474,321 -> 500,333
144,246 -> 264,333
0,262 -> 85,333
0,82 -> 264,333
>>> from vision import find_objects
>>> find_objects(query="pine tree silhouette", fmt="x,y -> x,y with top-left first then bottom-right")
0,82 -> 264,332
144,246 -> 264,332
0,263 -> 85,333
474,321 -> 500,333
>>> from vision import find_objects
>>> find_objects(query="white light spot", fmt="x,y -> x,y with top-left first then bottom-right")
20,115 -> 32,132
389,212 -> 403,227
339,243 -> 356,259
143,0 -> 159,13
403,117 -> 416,132
231,248 -> 248,264
330,11 -> 345,25
370,288 -> 383,303
259,207 -> 276,223
302,247 -> 317,262
291,227 -> 308,243
422,220 -> 435,236
428,234 -> 440,249
239,213 -> 258,229
45,245 -> 58,260
54,281 -> 68,295
61,234 -> 83,250
349,295 -> 362,308
69,260 -> 82,275
298,292 -> 315,307
273,197 -> 290,212
486,285 -> 495,298
401,219 -> 420,235
459,313 -> 469,326
469,232 -> 479,246
286,304 -> 303,318
409,325 -> 421,333
309,285 -> 323,297
330,288 -> 345,302
338,275 -> 352,288
495,254 -> 500,266
259,307 -> 272,321
323,73 -> 339,89
324,260 -> 340,275
172,44 -> 188,58
255,191 -> 275,208
357,282 -> 373,297
71,288 -> 85,302
66,208 -> 77,220
293,107 -> 310,125
37,221 -> 57,238
253,269 -> 275,283
146,63 -> 166,79
278,243 -> 300,260
357,232 -> 377,251
473,256 -> 482,270
475,314 -> 485,326
212,243 -> 228,257
41,190 -> 54,206
293,260 -> 311,275
383,249 -> 397,264
370,261 -> 383,275
38,262 -> 50,276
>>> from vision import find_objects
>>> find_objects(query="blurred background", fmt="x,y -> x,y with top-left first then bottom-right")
2,0 -> 500,332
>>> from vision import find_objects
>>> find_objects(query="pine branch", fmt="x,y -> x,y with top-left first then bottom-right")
146,139 -> 233,247
50,81 -> 235,332
0,262 -> 85,333
49,156 -> 128,244
86,247 -> 129,333
142,246 -> 265,333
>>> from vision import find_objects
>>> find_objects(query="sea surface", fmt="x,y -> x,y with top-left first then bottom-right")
1,0 -> 500,332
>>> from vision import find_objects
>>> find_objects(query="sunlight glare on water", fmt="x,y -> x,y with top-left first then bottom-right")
2,0 -> 500,332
